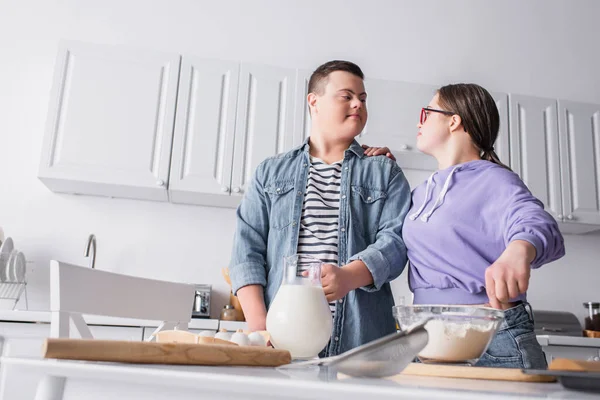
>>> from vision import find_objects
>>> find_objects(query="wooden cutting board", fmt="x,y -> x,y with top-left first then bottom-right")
395,363 -> 556,382
42,338 -> 291,367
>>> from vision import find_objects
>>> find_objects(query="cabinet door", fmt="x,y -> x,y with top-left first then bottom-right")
509,95 -> 562,219
361,78 -> 438,171
230,64 -> 296,196
558,100 -> 600,225
492,92 -> 510,165
168,58 -> 240,208
292,69 -> 312,147
38,40 -> 180,202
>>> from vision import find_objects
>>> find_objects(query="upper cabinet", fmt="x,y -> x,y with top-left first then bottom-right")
168,58 -> 240,207
492,92 -> 510,164
293,69 -> 312,147
230,64 -> 296,198
509,95 -> 600,232
359,82 -> 510,171
37,41 -> 600,233
38,41 -> 180,202
39,41 -> 299,208
558,101 -> 600,226
509,95 -> 562,219
360,79 -> 438,171
168,62 -> 297,207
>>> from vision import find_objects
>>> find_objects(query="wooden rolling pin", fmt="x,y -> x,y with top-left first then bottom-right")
43,338 -> 291,367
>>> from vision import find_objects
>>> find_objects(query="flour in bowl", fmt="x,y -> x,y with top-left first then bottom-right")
418,319 -> 496,363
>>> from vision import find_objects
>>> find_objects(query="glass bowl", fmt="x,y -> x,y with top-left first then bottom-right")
392,305 -> 505,365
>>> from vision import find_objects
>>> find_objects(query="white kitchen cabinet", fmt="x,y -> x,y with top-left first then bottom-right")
38,40 -> 181,202
230,63 -> 297,197
492,92 -> 510,165
170,62 -> 297,206
168,58 -> 241,208
558,100 -> 600,226
508,95 -> 600,232
508,95 -> 563,219
361,78 -> 438,171
294,78 -> 509,174
293,69 -> 312,147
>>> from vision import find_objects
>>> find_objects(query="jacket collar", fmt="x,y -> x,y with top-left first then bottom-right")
299,136 -> 365,158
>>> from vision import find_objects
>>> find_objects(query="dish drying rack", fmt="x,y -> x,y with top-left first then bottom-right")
0,280 -> 28,310
0,248 -> 29,310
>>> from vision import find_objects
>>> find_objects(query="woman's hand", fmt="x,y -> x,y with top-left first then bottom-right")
361,144 -> 396,161
485,240 -> 536,309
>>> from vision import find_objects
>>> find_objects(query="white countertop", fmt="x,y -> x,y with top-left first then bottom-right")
0,310 -> 219,330
2,357 -> 598,400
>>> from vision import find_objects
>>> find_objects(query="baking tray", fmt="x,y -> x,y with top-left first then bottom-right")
522,369 -> 600,393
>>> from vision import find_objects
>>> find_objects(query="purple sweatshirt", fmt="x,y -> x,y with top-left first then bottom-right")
403,160 -> 565,305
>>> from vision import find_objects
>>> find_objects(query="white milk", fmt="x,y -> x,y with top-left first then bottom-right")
266,284 -> 333,359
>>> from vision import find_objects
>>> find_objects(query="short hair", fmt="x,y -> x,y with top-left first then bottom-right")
307,60 -> 364,95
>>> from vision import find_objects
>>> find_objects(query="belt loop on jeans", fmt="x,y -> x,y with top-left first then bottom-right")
524,302 -> 534,323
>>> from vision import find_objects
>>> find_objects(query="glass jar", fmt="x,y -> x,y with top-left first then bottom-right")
266,254 -> 333,359
220,304 -> 238,321
583,302 -> 600,331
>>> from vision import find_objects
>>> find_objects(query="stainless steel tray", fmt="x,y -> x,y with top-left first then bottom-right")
523,369 -> 600,393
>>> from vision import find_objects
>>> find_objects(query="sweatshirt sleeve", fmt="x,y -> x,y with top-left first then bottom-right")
502,172 -> 565,268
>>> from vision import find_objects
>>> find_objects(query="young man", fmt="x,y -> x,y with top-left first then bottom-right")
229,60 -> 411,357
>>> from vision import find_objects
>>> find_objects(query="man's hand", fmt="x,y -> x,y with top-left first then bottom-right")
236,285 -> 267,331
361,144 -> 396,161
485,240 -> 536,309
321,264 -> 353,302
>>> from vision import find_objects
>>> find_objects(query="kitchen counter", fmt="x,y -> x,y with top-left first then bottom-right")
0,310 -> 219,330
2,356 -> 599,400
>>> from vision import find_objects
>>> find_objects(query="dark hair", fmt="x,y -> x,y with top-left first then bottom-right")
308,60 -> 364,95
437,83 -> 510,170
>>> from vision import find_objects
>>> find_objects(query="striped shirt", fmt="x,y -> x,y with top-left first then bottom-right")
297,156 -> 342,315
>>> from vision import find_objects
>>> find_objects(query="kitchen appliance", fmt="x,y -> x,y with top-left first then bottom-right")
534,309 -> 583,336
584,302 -> 600,333
533,309 -> 600,363
191,284 -> 211,319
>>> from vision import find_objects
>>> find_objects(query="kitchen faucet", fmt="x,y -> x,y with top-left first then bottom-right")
84,234 -> 96,269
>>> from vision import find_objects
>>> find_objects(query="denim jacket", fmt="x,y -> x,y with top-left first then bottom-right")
229,139 -> 411,356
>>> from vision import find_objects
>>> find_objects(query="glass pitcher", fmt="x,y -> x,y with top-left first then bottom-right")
266,254 -> 333,359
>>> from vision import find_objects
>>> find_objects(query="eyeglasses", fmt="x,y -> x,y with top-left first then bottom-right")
420,107 -> 456,124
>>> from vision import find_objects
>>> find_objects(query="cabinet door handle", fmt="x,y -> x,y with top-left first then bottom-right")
557,214 -> 563,220
233,187 -> 242,193
567,214 -> 574,220
400,144 -> 409,150
156,180 -> 165,187
221,186 -> 230,193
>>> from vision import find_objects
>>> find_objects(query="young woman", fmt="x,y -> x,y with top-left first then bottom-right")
364,83 -> 565,369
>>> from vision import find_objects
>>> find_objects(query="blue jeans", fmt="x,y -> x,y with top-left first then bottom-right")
475,302 -> 547,369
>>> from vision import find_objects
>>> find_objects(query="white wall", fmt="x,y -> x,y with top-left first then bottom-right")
0,0 -> 598,322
